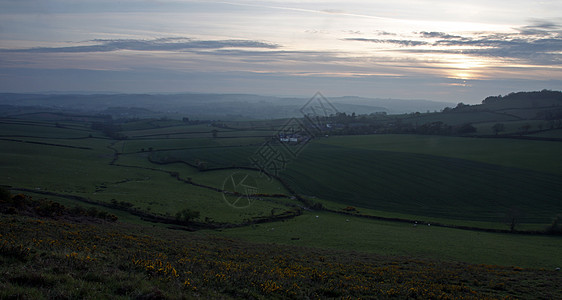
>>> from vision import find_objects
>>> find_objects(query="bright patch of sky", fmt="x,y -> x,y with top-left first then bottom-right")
1,0 -> 561,102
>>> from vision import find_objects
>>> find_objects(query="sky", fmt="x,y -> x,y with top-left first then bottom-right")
1,0 -> 561,103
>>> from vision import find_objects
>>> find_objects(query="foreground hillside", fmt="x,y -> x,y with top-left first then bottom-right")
1,195 -> 561,299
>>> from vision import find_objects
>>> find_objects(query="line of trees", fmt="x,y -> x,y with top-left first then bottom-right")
91,121 -> 127,140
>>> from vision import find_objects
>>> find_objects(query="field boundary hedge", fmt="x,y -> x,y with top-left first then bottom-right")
325,208 -> 561,236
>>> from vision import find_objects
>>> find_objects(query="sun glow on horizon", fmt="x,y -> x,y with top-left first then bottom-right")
1,0 -> 561,100
441,55 -> 492,80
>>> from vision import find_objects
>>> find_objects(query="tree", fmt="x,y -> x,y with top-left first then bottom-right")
454,102 -> 468,110
175,208 -> 200,223
519,123 -> 531,133
482,95 -> 502,104
546,215 -> 562,234
455,123 -> 477,135
195,160 -> 207,171
0,187 -> 11,202
505,207 -> 522,232
492,123 -> 505,135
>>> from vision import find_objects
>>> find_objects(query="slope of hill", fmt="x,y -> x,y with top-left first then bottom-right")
1,194 -> 561,299
450,90 -> 562,120
320,90 -> 562,136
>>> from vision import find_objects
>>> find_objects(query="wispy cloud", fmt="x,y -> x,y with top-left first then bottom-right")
418,31 -> 463,39
344,38 -> 428,47
429,25 -> 562,65
516,20 -> 562,36
342,20 -> 562,66
3,38 -> 279,53
374,30 -> 397,36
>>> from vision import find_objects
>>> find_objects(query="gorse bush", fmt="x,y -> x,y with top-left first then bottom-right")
0,193 -> 117,222
0,187 -> 11,202
1,210 -> 561,299
175,208 -> 200,223
547,215 -> 562,234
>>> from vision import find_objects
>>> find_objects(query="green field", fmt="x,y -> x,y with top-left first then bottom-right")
278,135 -> 562,223
314,135 -> 562,174
138,132 -> 562,225
218,211 -> 562,269
0,118 -> 294,224
2,115 -> 562,272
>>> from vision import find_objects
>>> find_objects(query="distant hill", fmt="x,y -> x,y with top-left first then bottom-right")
330,96 -> 453,114
0,93 -> 453,119
312,90 -> 562,137
449,90 -> 562,120
481,90 -> 562,108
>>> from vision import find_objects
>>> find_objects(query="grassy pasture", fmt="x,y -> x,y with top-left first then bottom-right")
315,134 -> 562,175
113,153 -> 296,222
1,120 -> 294,224
126,132 -> 273,142
0,142 -> 291,224
93,172 -> 284,223
113,132 -> 562,226
5,136 -> 110,150
218,211 -> 562,269
0,140 -> 118,194
115,136 -> 266,154
312,196 -> 550,231
118,118 -> 187,131
278,135 -> 562,224
0,119 -> 95,139
191,169 -> 289,195
404,111 -> 519,126
151,146 -> 258,169
472,120 -> 553,135
120,121 -> 276,140
115,138 -> 219,153
4,119 -> 562,226
216,130 -> 277,138
120,123 -> 226,138
225,118 -> 291,130
527,128 -> 562,138
3,114 -> 562,272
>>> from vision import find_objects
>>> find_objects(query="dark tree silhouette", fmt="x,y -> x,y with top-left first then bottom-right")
492,123 -> 505,135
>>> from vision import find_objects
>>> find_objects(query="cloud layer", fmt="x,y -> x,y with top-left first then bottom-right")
1,0 -> 562,102
344,21 -> 562,66
4,38 -> 278,53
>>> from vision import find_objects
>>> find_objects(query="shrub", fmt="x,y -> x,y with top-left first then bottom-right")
36,201 -> 65,218
0,187 -> 11,202
10,194 -> 28,208
546,215 -> 562,234
175,209 -> 200,223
